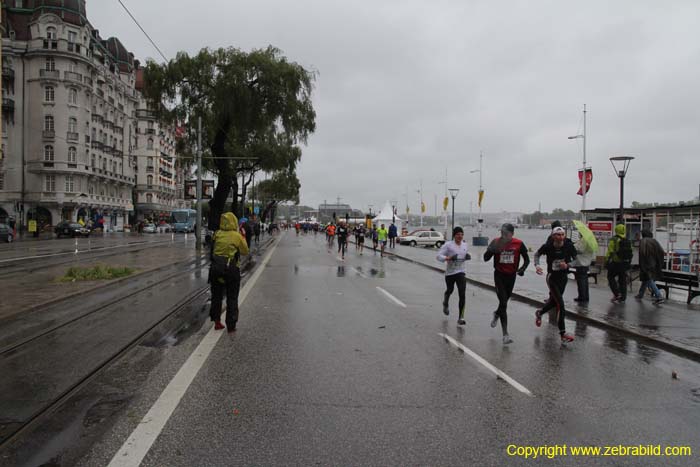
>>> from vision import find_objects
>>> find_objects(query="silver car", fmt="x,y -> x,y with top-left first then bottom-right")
398,230 -> 445,248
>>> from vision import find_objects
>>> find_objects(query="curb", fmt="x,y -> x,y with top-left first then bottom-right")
357,241 -> 700,363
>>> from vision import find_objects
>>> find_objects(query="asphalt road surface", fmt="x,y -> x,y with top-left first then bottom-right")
3,232 -> 700,466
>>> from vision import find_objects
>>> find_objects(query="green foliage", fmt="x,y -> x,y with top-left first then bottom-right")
60,264 -> 135,282
143,46 -> 316,223
256,171 -> 301,204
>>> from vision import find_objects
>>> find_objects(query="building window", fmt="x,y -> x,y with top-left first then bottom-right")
44,115 -> 54,131
69,117 -> 77,133
147,175 -> 153,186
146,193 -> 153,204
45,174 -> 56,192
45,86 -> 55,102
68,146 -> 77,163
88,183 -> 94,195
65,175 -> 74,192
102,159 -> 107,171
68,88 -> 78,105
45,57 -> 55,71
44,145 -> 54,161
91,154 -> 96,168
68,31 -> 77,44
46,26 -> 56,40
147,138 -> 154,150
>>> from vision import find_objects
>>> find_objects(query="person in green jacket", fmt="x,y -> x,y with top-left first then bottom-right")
210,212 -> 250,332
605,224 -> 632,303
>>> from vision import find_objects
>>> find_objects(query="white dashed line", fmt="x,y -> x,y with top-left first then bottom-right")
439,333 -> 533,397
376,286 -> 407,308
107,235 -> 283,467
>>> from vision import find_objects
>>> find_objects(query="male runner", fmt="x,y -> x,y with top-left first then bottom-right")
370,225 -> 379,253
336,221 -> 349,260
388,222 -> 398,248
377,223 -> 389,257
483,223 -> 529,344
436,226 -> 471,326
326,223 -> 336,248
534,226 -> 577,343
355,224 -> 366,254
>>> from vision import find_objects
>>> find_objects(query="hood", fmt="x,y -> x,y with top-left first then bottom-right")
641,229 -> 653,238
615,224 -> 626,236
219,212 -> 239,231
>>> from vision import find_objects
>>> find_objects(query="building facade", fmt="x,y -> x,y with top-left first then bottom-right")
0,1 -> 181,232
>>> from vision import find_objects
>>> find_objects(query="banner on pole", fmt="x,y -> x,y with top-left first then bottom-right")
478,190 -> 484,208
577,168 -> 593,195
443,196 -> 449,211
185,180 -> 215,199
421,201 -> 426,213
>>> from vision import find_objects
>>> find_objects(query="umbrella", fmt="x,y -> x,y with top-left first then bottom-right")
573,220 -> 598,255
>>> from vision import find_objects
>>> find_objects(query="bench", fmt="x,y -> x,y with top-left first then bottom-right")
568,263 -> 600,285
656,270 -> 700,304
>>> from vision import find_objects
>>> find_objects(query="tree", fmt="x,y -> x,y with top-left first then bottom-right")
143,46 -> 316,229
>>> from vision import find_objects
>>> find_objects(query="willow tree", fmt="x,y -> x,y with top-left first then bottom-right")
142,46 -> 316,228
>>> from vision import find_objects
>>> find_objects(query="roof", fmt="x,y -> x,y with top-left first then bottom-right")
583,203 -> 700,216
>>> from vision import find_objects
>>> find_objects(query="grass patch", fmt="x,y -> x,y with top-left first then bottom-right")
60,264 -> 136,282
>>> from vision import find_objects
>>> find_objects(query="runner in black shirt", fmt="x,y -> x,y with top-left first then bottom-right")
534,226 -> 577,343
337,221 -> 349,260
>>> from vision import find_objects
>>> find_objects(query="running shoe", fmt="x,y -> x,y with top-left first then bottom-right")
560,333 -> 575,343
634,294 -> 644,300
502,335 -> 513,345
457,319 -> 466,326
535,310 -> 542,327
442,303 -> 449,316
653,297 -> 665,304
490,312 -> 498,328
610,295 -> 622,303
214,320 -> 225,330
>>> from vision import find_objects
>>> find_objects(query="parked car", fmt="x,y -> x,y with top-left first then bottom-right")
398,229 -> 445,248
55,221 -> 90,238
143,223 -> 157,234
0,223 -> 13,243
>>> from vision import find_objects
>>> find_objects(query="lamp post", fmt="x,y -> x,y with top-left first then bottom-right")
390,199 -> 397,224
470,151 -> 488,245
568,104 -> 587,221
609,156 -> 634,222
448,188 -> 459,239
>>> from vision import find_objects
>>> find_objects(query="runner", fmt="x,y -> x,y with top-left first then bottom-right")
354,224 -> 366,254
371,225 -> 379,253
326,222 -> 336,249
483,223 -> 529,344
336,221 -> 349,260
377,223 -> 389,257
534,226 -> 577,343
436,226 -> 471,326
606,224 -> 633,303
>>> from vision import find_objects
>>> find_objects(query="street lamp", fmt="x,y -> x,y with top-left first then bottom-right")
448,188 -> 459,239
470,151 -> 488,246
609,156 -> 634,221
390,199 -> 397,224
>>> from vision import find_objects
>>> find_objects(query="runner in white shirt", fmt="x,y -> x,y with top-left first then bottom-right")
436,226 -> 471,326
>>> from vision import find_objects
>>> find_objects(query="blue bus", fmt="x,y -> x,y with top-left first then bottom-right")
170,209 -> 197,233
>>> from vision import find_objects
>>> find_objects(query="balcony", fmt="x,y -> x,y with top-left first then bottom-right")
91,141 -> 104,151
42,129 -> 56,140
145,128 -> 156,135
135,109 -> 156,119
108,96 -> 115,105
96,88 -> 104,98
2,97 -> 14,111
146,166 -> 155,173
66,132 -> 79,142
85,135 -> 91,144
91,114 -> 104,124
39,69 -> 60,80
64,70 -> 83,84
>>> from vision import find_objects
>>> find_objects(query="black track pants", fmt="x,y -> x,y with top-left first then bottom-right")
494,271 -> 516,335
210,268 -> 241,329
443,272 -> 467,319
541,272 -> 567,333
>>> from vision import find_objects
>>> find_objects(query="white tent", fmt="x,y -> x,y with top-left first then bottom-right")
372,201 -> 402,224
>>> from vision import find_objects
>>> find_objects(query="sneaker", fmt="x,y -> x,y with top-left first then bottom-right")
442,304 -> 449,316
502,335 -> 513,345
490,312 -> 498,328
227,323 -> 237,333
214,320 -> 225,330
535,310 -> 542,327
611,295 -> 622,303
457,319 -> 466,326
653,297 -> 665,304
634,294 -> 643,300
560,333 -> 575,343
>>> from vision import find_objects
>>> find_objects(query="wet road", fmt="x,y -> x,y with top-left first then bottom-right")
78,232 -> 700,466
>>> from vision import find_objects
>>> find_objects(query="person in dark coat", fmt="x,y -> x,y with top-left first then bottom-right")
635,229 -> 665,304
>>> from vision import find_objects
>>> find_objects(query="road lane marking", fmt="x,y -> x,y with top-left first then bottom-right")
376,286 -> 407,308
107,234 -> 283,467
438,333 -> 533,397
351,267 -> 367,278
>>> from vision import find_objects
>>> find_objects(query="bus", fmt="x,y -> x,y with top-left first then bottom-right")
170,209 -> 197,233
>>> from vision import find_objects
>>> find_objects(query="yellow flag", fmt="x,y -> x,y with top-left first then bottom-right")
478,190 -> 485,208
443,196 -> 449,211
406,205 -> 410,214
421,201 -> 426,213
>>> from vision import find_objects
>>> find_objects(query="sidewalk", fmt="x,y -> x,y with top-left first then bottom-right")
381,241 -> 700,361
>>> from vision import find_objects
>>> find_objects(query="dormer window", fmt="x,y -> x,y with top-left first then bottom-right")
46,27 -> 56,40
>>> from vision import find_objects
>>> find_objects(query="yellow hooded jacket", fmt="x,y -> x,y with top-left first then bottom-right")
212,212 -> 249,267
605,224 -> 627,263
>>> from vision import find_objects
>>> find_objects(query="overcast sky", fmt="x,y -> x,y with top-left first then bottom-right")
92,0 -> 700,214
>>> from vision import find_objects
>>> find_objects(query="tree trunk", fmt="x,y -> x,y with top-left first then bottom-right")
209,127 -> 232,230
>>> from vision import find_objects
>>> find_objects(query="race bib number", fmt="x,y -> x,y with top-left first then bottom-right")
552,259 -> 565,271
500,251 -> 515,264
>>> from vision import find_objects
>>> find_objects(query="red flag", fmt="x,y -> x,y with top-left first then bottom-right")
577,168 -> 593,195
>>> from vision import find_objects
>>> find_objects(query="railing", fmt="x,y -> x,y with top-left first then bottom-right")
135,109 -> 156,119
66,132 -> 79,142
146,166 -> 155,173
64,71 -> 83,83
96,88 -> 104,98
39,69 -> 60,79
42,130 -> 55,139
91,114 -> 103,123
